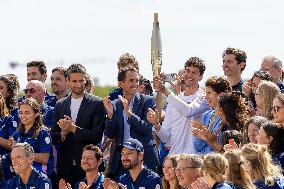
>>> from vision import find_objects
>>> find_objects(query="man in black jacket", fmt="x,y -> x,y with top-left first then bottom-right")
51,64 -> 105,187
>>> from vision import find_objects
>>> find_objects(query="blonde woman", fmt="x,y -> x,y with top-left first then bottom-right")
255,81 -> 280,120
162,154 -> 181,189
192,153 -> 234,189
224,149 -> 255,189
242,143 -> 284,188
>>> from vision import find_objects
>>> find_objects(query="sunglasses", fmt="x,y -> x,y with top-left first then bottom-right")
23,88 -> 36,94
272,106 -> 284,113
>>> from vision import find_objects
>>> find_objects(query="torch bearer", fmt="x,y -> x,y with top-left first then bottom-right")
151,13 -> 163,121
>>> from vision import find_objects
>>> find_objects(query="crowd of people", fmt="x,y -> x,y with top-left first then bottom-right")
0,48 -> 284,189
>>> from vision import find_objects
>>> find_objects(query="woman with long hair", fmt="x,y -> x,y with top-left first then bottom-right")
10,97 -> 54,176
224,149 -> 255,189
272,94 -> 284,127
246,116 -> 267,143
0,75 -> 20,124
194,91 -> 250,152
255,121 -> 284,169
243,70 -> 272,109
201,153 -> 234,189
162,154 -> 181,189
216,91 -> 249,132
255,81 -> 280,120
242,143 -> 284,188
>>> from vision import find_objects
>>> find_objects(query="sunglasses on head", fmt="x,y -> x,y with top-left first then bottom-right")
23,88 -> 36,94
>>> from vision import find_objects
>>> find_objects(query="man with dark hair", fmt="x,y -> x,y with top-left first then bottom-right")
109,53 -> 140,101
59,144 -> 104,189
51,63 -> 105,187
7,142 -> 52,188
47,67 -> 69,107
103,138 -> 161,189
103,67 -> 159,179
27,61 -> 48,82
222,47 -> 247,92
149,57 -> 209,154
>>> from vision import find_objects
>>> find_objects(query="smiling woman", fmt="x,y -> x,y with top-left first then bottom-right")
10,97 -> 54,177
162,154 -> 181,189
272,94 -> 284,127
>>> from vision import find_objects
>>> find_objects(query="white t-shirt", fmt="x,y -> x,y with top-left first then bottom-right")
70,96 -> 83,123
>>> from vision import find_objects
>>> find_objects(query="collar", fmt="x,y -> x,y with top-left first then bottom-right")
17,168 -> 37,186
82,173 -> 104,187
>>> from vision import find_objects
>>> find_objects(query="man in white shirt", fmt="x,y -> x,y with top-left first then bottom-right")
148,57 -> 209,154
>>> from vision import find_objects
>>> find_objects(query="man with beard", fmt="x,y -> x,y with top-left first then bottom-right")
103,67 -> 159,179
104,138 -> 161,189
51,64 -> 105,187
148,57 -> 209,154
47,67 -> 69,107
7,142 -> 52,188
59,144 -> 104,189
222,47 -> 247,92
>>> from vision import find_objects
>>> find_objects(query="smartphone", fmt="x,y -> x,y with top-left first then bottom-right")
164,73 -> 176,82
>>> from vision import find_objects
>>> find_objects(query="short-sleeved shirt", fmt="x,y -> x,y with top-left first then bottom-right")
6,168 -> 52,189
12,127 -> 54,175
119,168 -> 162,189
75,173 -> 104,189
0,115 -> 17,155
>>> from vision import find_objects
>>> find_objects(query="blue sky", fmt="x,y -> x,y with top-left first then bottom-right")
0,0 -> 283,88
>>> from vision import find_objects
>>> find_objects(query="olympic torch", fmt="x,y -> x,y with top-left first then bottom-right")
151,13 -> 163,120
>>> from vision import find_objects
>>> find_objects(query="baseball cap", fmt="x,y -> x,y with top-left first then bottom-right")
121,138 -> 144,152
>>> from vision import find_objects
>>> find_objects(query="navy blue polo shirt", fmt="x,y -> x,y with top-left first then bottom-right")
74,173 -> 104,189
12,127 -> 54,175
10,107 -> 20,126
0,115 -> 17,155
6,168 -> 52,189
119,168 -> 162,189
1,153 -> 16,180
40,103 -> 54,129
45,96 -> 57,108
